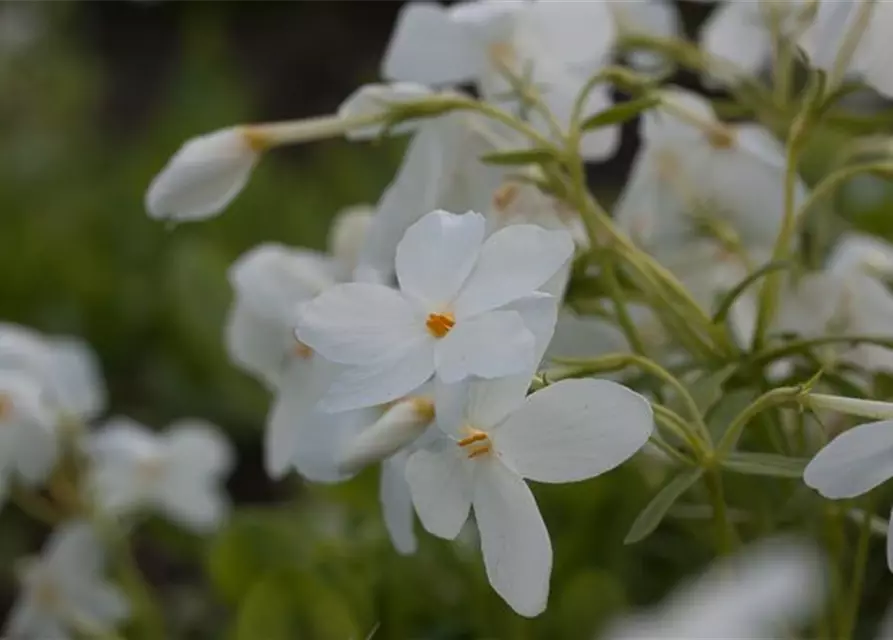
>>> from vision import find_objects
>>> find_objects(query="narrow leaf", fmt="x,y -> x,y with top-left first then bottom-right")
625,467 -> 704,544
721,452 -> 808,478
479,148 -> 558,166
581,96 -> 659,131
712,260 -> 793,324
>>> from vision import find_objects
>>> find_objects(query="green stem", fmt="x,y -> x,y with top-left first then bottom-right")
652,403 -> 707,460
600,251 -> 648,356
747,334 -> 893,367
704,468 -> 735,555
717,385 -> 808,456
841,502 -> 873,639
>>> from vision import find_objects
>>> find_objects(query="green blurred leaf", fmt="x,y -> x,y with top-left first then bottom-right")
479,147 -> 558,166
625,467 -> 704,544
721,452 -> 807,478
580,96 -> 659,131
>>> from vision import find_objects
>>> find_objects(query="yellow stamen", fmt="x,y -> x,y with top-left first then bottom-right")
488,41 -> 516,66
457,432 -> 489,447
293,340 -> 313,359
426,312 -> 455,338
457,428 -> 492,459
467,444 -> 492,459
492,183 -> 520,213
706,125 -> 736,150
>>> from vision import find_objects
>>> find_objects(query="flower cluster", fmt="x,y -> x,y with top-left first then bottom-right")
7,0 -> 893,634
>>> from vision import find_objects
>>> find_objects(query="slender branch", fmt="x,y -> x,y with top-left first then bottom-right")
841,502 -> 873,640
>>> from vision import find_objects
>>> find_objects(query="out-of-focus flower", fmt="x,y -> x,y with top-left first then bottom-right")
0,323 -> 106,422
337,82 -> 435,141
328,204 -> 375,279
145,127 -> 261,222
6,522 -> 128,640
225,243 -> 340,388
610,0 -> 681,71
406,377 -> 652,616
382,0 -> 623,160
86,418 -> 233,532
604,537 -> 825,638
0,371 -> 58,501
296,210 -> 572,412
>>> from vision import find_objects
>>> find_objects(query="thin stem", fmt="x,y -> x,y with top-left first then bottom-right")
841,502 -> 873,639
717,385 -> 807,456
704,468 -> 735,555
601,248 -> 648,356
747,334 -> 893,367
798,161 -> 893,221
648,433 -> 695,466
652,403 -> 707,460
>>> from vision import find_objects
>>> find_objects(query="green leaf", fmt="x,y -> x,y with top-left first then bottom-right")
686,365 -> 737,415
580,96 -> 659,131
711,260 -> 793,324
722,452 -> 808,478
706,388 -> 758,443
479,147 -> 558,166
235,569 -> 361,640
624,467 -> 704,544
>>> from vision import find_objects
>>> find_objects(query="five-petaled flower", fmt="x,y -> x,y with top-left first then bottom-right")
295,209 -> 574,412
405,377 -> 653,616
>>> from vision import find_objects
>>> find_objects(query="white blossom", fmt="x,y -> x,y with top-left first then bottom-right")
6,522 -> 128,640
406,377 -> 652,616
382,0 -> 621,160
328,204 -> 375,279
296,209 -> 572,412
86,418 -> 233,532
145,127 -> 261,222
604,537 -> 825,638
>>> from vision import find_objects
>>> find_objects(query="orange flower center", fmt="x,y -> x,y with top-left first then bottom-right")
426,312 -> 455,339
457,429 -> 492,459
706,125 -> 736,150
292,340 -> 313,359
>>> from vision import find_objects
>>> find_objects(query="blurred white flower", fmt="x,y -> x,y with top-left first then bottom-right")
296,210 -> 572,412
406,377 -> 652,616
610,0 -> 681,71
0,371 -> 58,501
0,323 -> 106,422
87,418 -> 233,532
604,537 -> 825,638
355,112 -> 510,284
225,243 -> 340,388
700,0 -> 812,86
382,0 -> 622,160
6,522 -> 128,640
337,82 -> 434,140
328,204 -> 375,279
615,88 -> 805,252
145,127 -> 260,222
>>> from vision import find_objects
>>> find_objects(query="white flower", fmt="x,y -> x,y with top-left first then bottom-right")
337,82 -> 434,141
6,522 -> 128,640
604,537 -> 825,639
0,371 -> 57,500
610,0 -> 681,71
804,417 -> 893,570
328,204 -> 375,278
86,418 -> 234,532
827,232 -> 893,279
405,377 -> 653,616
615,88 -> 806,253
145,126 -> 260,222
0,323 -> 106,422
225,243 -> 339,387
700,1 -> 812,86
382,0 -> 621,160
296,210 -> 573,412
356,113 -> 511,284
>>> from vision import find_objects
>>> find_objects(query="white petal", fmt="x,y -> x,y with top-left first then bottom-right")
156,479 -> 229,532
546,309 -> 629,361
395,209 -> 485,307
296,283 -> 426,366
454,225 -> 574,317
224,301 -> 291,388
46,338 -> 106,421
145,127 -> 258,221
861,5 -> 893,98
317,341 -> 435,412
337,83 -> 433,141
700,2 -> 770,85
45,521 -> 104,577
435,310 -> 535,383
163,419 -> 234,479
518,0 -> 615,69
405,440 -> 472,539
493,379 -> 653,483
804,420 -> 893,499
328,204 -> 375,276
473,458 -> 551,617
503,292 -> 559,365
338,397 -> 434,473
382,2 -> 483,84
827,231 -> 893,277
265,357 -> 371,481
612,0 -> 681,70
380,453 -> 417,555
12,419 -> 58,485
68,580 -> 130,630
888,508 -> 893,574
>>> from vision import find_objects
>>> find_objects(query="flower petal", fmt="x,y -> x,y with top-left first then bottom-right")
395,210 -> 485,307
380,452 -> 417,555
405,440 -> 472,539
435,310 -> 535,383
804,420 -> 893,499
494,379 -> 653,483
156,479 -> 229,532
503,292 -> 559,364
317,341 -> 435,412
164,420 -> 234,479
382,2 -> 483,85
296,283 -> 426,366
224,301 -> 291,388
454,225 -> 574,317
473,458 -> 551,617
145,127 -> 258,222
700,2 -> 770,85
337,83 -> 433,141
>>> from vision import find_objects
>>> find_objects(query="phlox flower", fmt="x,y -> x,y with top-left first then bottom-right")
382,0 -> 621,160
405,376 -> 653,616
6,522 -> 128,640
86,418 -> 233,532
604,537 -> 825,638
296,209 -> 573,412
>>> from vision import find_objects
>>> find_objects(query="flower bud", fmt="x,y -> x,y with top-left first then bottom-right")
337,82 -> 435,140
145,126 -> 260,222
337,397 -> 434,473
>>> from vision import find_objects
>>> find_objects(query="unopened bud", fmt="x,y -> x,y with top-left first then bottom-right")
338,397 -> 434,473
807,393 -> 893,421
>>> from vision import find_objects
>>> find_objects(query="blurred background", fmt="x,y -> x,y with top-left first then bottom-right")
2,1 -> 892,638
